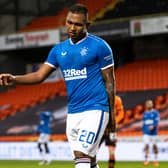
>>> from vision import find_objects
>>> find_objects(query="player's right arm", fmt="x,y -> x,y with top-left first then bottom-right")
0,63 -> 55,86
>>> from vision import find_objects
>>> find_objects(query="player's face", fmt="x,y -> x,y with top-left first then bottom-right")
145,100 -> 153,110
66,12 -> 88,43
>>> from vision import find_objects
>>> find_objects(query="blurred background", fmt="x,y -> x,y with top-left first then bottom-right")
0,0 -> 168,161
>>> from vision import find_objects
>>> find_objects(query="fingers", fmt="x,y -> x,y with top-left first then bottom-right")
0,74 -> 15,86
3,76 -> 10,85
0,74 -> 5,86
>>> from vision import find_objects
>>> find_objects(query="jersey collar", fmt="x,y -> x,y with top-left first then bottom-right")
69,32 -> 88,45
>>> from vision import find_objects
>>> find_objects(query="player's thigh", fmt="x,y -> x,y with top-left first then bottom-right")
66,110 -> 109,157
143,134 -> 150,145
151,135 -> 159,145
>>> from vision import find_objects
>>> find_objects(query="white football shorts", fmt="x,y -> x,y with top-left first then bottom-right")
143,134 -> 159,145
38,133 -> 50,143
66,110 -> 109,158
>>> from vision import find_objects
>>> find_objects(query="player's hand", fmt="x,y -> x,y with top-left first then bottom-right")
0,74 -> 16,86
109,132 -> 117,142
148,125 -> 154,130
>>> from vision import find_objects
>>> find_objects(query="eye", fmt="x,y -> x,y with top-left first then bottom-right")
74,23 -> 83,27
67,20 -> 73,25
67,20 -> 83,27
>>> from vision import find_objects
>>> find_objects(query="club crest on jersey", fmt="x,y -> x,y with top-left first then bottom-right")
80,47 -> 88,56
63,67 -> 87,81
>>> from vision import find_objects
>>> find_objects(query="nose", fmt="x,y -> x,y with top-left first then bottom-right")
70,24 -> 76,31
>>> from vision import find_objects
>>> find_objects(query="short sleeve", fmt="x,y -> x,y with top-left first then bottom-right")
97,40 -> 114,70
45,46 -> 58,68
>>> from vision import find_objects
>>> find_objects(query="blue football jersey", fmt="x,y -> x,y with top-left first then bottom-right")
38,111 -> 51,134
142,109 -> 160,135
45,33 -> 114,114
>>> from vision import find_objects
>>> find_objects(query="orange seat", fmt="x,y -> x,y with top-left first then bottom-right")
123,109 -> 134,125
0,80 -> 67,120
116,59 -> 168,92
20,0 -> 116,32
134,105 -> 144,120
154,95 -> 165,109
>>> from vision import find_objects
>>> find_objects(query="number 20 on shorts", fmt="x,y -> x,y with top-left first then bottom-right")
79,129 -> 95,144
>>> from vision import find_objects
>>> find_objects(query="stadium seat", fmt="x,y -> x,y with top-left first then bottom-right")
134,105 -> 144,120
0,80 -> 67,120
154,95 -> 165,110
123,109 -> 134,125
164,93 -> 168,106
115,59 -> 168,91
20,0 -> 116,32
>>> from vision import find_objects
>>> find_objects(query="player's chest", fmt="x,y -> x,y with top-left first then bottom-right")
57,45 -> 97,67
145,113 -> 155,120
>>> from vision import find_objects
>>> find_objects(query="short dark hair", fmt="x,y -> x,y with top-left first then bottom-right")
69,3 -> 88,18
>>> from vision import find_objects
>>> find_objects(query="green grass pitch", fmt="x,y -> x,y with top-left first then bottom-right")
0,160 -> 167,168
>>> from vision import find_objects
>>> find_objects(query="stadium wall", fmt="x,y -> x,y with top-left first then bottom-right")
0,141 -> 168,161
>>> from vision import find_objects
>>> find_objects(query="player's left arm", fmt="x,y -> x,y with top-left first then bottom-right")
102,66 -> 116,133
97,39 -> 116,134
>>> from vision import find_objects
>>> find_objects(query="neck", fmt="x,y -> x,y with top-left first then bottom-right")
71,32 -> 87,44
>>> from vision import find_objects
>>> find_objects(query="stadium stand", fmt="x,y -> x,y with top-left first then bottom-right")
1,58 -> 168,137
77,0 -> 120,21
96,0 -> 168,21
115,59 -> 168,92
154,93 -> 168,110
20,8 -> 69,32
118,91 -> 168,134
0,95 -> 68,141
0,80 -> 66,120
133,105 -> 144,120
1,57 -> 167,138
0,1 -> 168,141
19,0 -> 119,32
122,109 -> 134,125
